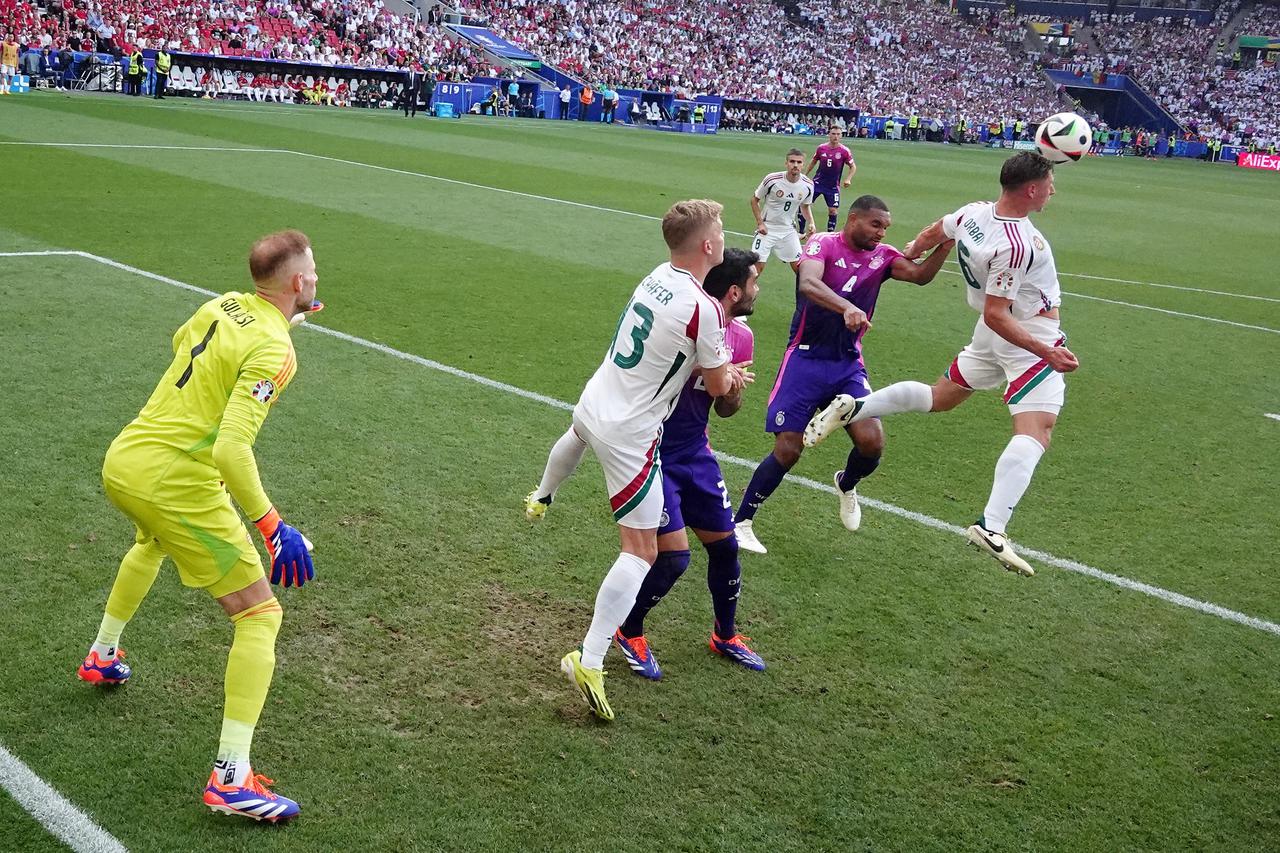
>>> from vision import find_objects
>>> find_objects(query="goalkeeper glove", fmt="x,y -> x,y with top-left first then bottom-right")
254,507 -> 315,588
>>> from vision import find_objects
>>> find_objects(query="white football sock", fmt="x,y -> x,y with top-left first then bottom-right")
580,552 -> 650,669
90,613 -> 128,660
534,427 -> 588,502
850,381 -> 934,422
981,434 -> 1046,534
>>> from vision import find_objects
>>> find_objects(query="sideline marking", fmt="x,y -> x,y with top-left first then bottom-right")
5,141 -> 1279,312
0,743 -> 128,853
3,248 -> 1277,640
933,269 -> 1280,335
1266,413 -> 1280,422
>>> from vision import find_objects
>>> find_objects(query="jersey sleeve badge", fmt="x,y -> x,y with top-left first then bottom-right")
250,379 -> 277,404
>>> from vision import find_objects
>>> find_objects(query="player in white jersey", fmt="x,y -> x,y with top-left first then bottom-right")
804,152 -> 1079,576
750,149 -> 815,275
524,200 -> 744,721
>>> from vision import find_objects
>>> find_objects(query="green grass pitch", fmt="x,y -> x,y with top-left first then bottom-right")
1,93 -> 1279,852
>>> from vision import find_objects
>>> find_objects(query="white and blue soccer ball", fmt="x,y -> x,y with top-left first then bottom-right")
1035,112 -> 1092,163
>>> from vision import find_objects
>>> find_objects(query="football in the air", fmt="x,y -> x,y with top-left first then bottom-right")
1035,112 -> 1092,163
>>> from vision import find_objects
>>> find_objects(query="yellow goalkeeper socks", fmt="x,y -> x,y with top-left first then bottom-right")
91,541 -> 164,659
218,597 -> 283,773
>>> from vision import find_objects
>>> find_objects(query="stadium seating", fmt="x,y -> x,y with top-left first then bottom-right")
2,0 -> 490,79
453,0 -> 1065,126
1086,3 -> 1277,146
2,0 -> 1275,142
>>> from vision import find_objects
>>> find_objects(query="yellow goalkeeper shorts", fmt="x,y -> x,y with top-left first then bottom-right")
103,478 -> 265,599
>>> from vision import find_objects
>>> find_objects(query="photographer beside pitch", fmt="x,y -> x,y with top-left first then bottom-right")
805,152 -> 1079,576
77,231 -> 322,822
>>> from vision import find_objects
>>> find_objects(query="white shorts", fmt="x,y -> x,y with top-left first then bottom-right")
1,65 -> 15,77
751,226 -> 803,264
572,414 -> 664,528
946,314 -> 1066,415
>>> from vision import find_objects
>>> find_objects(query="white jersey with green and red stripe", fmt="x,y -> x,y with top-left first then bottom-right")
575,262 -> 729,447
941,201 -> 1061,321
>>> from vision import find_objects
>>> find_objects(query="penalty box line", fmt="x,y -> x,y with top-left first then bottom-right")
3,248 -> 1279,642
4,141 -> 1280,315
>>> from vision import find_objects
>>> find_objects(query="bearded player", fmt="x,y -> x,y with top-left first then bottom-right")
524,200 -> 745,721
77,231 -> 322,821
804,153 -> 1079,576
612,248 -> 765,679
804,126 -> 856,233
750,148 -> 815,276
733,196 -> 955,555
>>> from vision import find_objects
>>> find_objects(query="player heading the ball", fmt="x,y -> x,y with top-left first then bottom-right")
805,152 -> 1080,577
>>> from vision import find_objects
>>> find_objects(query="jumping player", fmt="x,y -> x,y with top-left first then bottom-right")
77,231 -> 322,821
612,248 -> 765,679
733,196 -> 955,555
750,149 -> 815,276
805,126 -> 856,233
804,153 -> 1079,576
525,200 -> 745,721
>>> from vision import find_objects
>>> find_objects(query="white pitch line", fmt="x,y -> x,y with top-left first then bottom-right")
1067,291 -> 1280,335
933,269 -> 1280,335
1266,413 -> 1280,422
938,260 -> 1280,304
6,140 -> 1278,310
0,743 -> 128,853
3,248 -> 1278,640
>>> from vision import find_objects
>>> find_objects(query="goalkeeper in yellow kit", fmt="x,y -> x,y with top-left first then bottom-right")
77,230 -> 322,823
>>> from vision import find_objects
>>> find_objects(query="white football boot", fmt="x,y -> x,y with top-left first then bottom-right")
803,394 -> 860,448
833,471 -> 862,531
966,524 -> 1035,577
734,519 -> 767,554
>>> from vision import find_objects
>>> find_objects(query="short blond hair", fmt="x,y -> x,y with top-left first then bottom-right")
661,199 -> 723,251
248,230 -> 311,283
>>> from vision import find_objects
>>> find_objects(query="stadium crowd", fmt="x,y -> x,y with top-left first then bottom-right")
456,0 -> 1064,127
3,0 -> 1276,144
1089,4 -> 1278,146
2,0 -> 491,77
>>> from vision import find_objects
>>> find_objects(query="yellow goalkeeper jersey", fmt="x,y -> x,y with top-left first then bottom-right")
105,292 -> 297,518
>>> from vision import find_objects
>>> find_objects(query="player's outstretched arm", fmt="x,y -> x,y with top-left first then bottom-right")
843,159 -> 855,187
902,218 -> 947,259
982,295 -> 1079,372
797,258 -> 869,332
890,239 -> 955,285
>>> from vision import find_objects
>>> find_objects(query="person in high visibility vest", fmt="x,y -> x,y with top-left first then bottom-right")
693,103 -> 705,124
126,48 -> 144,96
153,49 -> 171,99
578,85 -> 592,121
1014,119 -> 1025,140
956,117 -> 967,145
1166,133 -> 1176,158
908,113 -> 920,140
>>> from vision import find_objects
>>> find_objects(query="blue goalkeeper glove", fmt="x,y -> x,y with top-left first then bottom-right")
254,507 -> 315,588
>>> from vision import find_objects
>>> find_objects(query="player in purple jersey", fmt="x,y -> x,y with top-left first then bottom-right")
805,126 -> 856,234
732,196 -> 955,554
611,249 -> 764,680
